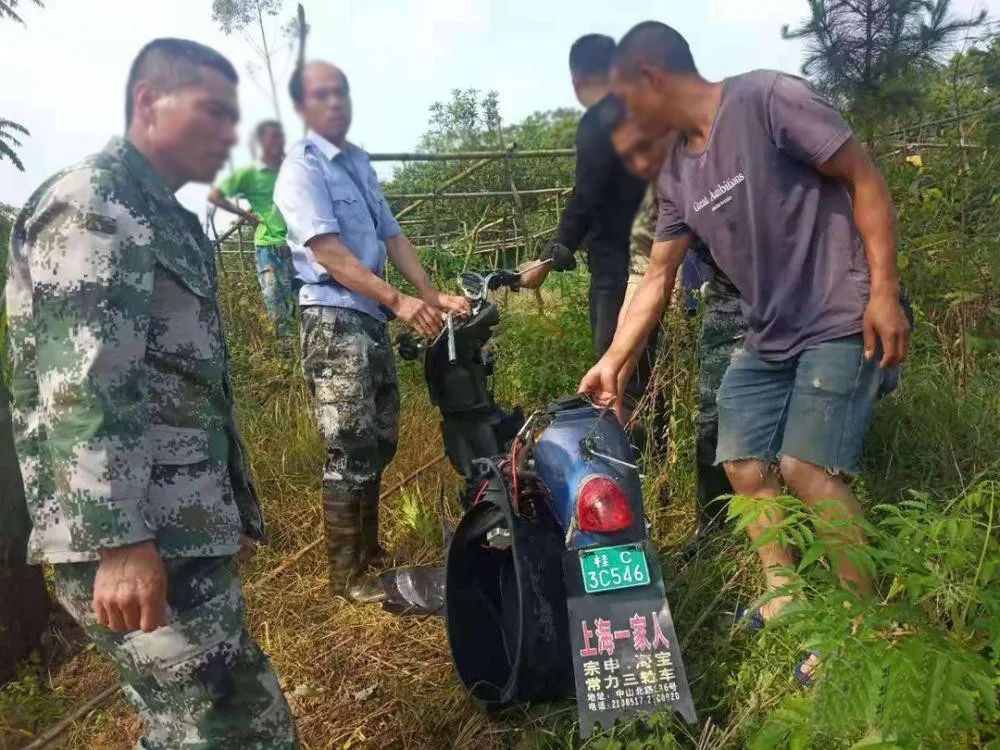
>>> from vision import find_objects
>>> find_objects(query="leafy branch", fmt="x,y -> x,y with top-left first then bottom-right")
0,0 -> 42,25
0,119 -> 29,172
211,0 -> 288,123
782,0 -> 989,133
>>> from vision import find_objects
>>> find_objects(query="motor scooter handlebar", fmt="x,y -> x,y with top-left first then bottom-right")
396,264 -> 527,359
485,269 -> 522,291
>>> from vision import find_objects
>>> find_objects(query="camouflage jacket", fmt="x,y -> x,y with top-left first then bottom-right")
628,184 -> 741,311
5,137 -> 265,564
628,185 -> 658,282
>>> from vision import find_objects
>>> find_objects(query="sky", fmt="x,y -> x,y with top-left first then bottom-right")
1,0 -> 995,216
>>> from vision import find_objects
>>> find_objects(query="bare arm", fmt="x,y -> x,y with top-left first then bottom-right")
386,233 -> 471,317
817,138 -> 909,367
607,236 -> 691,369
385,233 -> 437,300
579,234 -> 692,417
208,187 -> 258,226
307,233 -> 442,338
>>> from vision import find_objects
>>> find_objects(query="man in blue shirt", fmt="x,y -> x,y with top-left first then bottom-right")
275,60 -> 469,602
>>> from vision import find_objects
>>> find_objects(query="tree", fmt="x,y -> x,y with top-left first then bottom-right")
0,0 -> 41,170
1,1 -> 49,688
913,32 -> 1000,143
782,0 -> 988,132
212,0 -> 289,123
0,0 -> 41,25
382,90 -> 578,277
0,118 -> 28,172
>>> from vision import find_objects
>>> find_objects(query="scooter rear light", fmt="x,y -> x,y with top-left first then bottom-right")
577,476 -> 634,532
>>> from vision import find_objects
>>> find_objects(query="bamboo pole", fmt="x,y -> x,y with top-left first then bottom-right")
411,223 -> 561,258
22,684 -> 121,750
236,223 -> 247,271
386,187 -> 571,200
874,104 -> 1000,139
370,148 -> 575,162
494,116 -> 526,266
394,157 -> 493,220
248,453 -> 448,591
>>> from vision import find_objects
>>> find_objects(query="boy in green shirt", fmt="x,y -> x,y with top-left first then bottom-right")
210,120 -> 295,349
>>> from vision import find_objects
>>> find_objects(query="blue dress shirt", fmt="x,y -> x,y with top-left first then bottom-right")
274,132 -> 401,321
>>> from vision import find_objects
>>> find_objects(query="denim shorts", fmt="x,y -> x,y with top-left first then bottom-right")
715,334 -> 881,474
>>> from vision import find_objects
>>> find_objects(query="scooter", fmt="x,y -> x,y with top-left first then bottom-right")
383,263 -> 696,736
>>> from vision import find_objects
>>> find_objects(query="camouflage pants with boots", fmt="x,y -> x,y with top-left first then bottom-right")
52,556 -> 297,749
695,290 -> 749,534
301,306 -> 400,597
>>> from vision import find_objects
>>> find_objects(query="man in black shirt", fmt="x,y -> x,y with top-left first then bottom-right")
521,34 -> 647,358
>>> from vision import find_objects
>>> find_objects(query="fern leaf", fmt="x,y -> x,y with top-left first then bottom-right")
923,650 -> 948,733
799,543 -> 827,572
0,139 -> 25,171
0,119 -> 29,136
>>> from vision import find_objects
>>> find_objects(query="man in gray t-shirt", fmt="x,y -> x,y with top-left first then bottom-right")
653,69 -> 870,359
579,21 -> 910,683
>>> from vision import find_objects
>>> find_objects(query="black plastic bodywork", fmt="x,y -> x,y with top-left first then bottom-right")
400,300 -> 523,505
445,459 -> 574,705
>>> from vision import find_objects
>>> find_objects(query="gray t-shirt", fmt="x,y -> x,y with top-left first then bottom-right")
655,70 -> 869,360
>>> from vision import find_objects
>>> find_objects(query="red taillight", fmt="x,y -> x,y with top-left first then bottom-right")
577,476 -> 634,532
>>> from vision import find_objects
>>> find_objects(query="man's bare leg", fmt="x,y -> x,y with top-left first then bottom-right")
724,459 -> 796,621
778,456 -> 873,598
779,455 -> 873,678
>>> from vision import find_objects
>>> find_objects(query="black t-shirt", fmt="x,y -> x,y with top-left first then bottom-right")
557,94 -> 647,276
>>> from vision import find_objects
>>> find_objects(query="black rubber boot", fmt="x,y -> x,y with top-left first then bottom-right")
322,490 -> 363,596
358,482 -> 386,570
348,483 -> 387,603
695,463 -> 731,538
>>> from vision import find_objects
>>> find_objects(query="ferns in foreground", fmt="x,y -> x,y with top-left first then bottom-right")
733,483 -> 999,749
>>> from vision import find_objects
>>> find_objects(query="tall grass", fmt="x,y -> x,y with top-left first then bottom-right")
209,260 -> 998,748
4,249 -> 996,747
2,147 -> 998,749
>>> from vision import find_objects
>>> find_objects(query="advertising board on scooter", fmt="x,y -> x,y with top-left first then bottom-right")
563,539 -> 697,737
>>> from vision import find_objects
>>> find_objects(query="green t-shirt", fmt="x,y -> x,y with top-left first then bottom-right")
217,165 -> 287,246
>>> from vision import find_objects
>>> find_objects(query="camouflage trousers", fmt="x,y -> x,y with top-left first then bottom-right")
695,294 -> 749,530
301,306 -> 400,490
255,245 -> 296,344
51,556 -> 297,749
300,306 -> 400,586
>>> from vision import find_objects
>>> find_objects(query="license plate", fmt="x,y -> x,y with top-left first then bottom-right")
579,543 -> 650,594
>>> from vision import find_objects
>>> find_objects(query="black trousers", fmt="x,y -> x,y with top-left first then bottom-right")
589,272 -> 660,412
589,272 -> 628,358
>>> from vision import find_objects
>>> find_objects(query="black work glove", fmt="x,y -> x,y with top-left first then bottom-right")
539,240 -> 577,272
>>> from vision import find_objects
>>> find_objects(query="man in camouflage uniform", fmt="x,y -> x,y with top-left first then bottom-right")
4,39 -> 296,747
276,61 -> 469,601
608,105 -> 748,535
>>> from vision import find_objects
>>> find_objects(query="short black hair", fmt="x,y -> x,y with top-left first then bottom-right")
569,34 -> 615,79
125,38 -> 238,128
614,21 -> 698,79
598,94 -> 628,133
289,62 -> 350,106
255,119 -> 283,140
